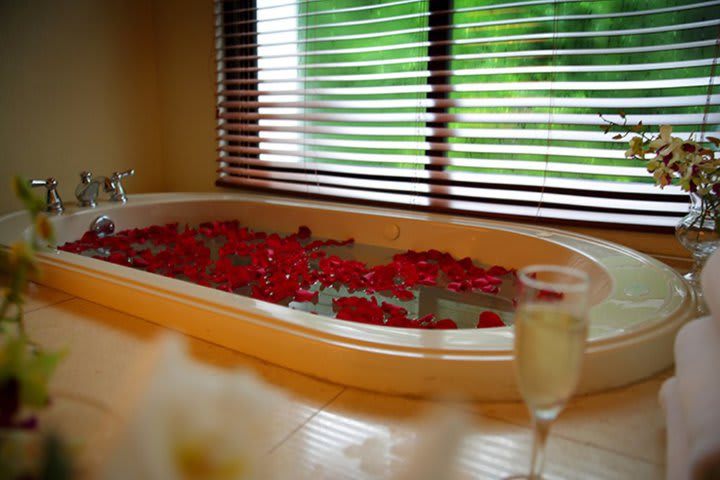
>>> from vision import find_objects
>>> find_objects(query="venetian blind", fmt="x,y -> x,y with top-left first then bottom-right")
215,0 -> 720,229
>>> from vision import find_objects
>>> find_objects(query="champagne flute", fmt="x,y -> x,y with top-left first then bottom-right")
512,265 -> 590,479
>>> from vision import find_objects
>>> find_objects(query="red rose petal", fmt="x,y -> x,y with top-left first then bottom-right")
294,289 -> 318,303
417,313 -> 435,324
477,311 -> 505,328
433,318 -> 458,329
391,288 -> 415,300
537,289 -> 564,300
297,225 -> 312,239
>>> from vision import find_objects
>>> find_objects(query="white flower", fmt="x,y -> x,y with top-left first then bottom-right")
101,335 -> 289,480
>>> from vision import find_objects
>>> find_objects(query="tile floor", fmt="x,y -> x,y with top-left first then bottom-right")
20,282 -> 668,479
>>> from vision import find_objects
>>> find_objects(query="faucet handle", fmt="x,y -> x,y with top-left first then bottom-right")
111,169 -> 135,182
107,169 -> 135,203
30,177 -> 64,214
79,171 -> 93,184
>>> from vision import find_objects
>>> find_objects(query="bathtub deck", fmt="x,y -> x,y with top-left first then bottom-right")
20,281 -> 668,479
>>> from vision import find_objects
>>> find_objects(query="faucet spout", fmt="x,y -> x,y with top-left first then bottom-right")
75,171 -> 105,208
75,169 -> 135,207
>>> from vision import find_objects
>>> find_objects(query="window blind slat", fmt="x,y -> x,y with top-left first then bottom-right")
221,61 -> 718,86
219,111 -> 720,126
219,76 -> 719,98
219,125 -> 716,142
220,59 -> 717,84
220,94 -> 719,110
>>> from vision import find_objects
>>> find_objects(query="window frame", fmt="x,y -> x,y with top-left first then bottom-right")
214,0 -> 719,238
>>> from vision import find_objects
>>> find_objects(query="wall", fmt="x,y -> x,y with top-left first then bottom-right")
152,0 -> 217,194
0,0 -> 217,216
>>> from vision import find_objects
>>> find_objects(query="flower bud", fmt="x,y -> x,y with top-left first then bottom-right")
35,214 -> 53,242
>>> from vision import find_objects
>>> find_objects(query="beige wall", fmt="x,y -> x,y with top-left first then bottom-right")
0,0 -> 217,216
152,0 -> 217,194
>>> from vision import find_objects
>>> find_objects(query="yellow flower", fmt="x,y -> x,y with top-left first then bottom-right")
175,438 -> 249,480
625,136 -> 645,158
652,166 -> 673,188
35,214 -> 53,242
679,175 -> 693,192
646,158 -> 660,173
604,117 -> 720,200
658,137 -> 684,165
652,125 -> 673,146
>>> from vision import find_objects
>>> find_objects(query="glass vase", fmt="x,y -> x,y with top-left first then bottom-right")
675,192 -> 720,313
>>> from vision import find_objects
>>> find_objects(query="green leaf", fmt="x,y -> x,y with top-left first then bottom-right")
0,337 -> 64,408
19,349 -> 64,407
12,176 -> 46,216
13,176 -> 34,206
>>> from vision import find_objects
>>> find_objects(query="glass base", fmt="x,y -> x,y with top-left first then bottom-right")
684,269 -> 709,316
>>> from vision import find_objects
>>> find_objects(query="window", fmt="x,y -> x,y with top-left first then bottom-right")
215,0 -> 720,230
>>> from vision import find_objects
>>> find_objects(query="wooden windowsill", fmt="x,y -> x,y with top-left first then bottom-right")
550,224 -> 691,272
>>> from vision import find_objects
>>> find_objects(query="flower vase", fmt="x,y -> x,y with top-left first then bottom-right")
675,192 -> 720,313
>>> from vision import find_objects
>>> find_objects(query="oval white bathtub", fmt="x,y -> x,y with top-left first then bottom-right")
0,192 -> 695,400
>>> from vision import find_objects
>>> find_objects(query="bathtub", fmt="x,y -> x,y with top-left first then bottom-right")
0,192 -> 696,400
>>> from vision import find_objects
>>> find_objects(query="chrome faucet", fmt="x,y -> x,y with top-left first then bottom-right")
104,169 -> 135,203
75,171 -> 105,208
30,177 -> 64,214
74,169 -> 135,207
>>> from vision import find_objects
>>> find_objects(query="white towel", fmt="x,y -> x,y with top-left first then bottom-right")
673,316 -> 720,480
660,377 -> 692,480
701,249 -> 720,324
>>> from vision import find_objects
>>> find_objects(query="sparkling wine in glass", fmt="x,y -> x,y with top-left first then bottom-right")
512,265 -> 590,479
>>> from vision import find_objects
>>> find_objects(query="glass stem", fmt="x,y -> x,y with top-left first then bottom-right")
528,415 -> 553,479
